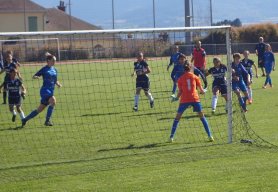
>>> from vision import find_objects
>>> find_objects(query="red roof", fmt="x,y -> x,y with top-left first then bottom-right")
0,0 -> 45,12
45,8 -> 101,31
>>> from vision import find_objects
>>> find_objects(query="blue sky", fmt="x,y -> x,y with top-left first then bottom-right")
32,0 -> 278,29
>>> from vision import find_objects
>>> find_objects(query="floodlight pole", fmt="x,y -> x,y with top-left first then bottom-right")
68,0 -> 72,31
24,0 -> 27,32
112,0 -> 115,29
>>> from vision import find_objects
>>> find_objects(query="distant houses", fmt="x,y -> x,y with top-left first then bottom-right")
0,0 -> 100,32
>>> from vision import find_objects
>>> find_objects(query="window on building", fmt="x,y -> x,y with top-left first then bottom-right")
28,16 -> 38,31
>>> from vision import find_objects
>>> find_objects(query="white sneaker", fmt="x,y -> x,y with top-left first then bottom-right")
133,106 -> 138,111
168,137 -> 174,143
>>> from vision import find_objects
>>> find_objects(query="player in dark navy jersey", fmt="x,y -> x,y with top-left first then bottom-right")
207,57 -> 227,113
255,37 -> 266,76
167,46 -> 182,95
0,68 -> 26,122
232,53 -> 250,112
132,52 -> 154,111
0,53 -> 21,104
241,50 -> 258,104
22,53 -> 62,127
262,44 -> 275,89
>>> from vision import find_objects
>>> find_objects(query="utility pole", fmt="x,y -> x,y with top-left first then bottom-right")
184,0 -> 191,43
68,0 -> 72,30
153,0 -> 156,28
210,0 -> 214,43
24,0 -> 26,32
112,0 -> 115,29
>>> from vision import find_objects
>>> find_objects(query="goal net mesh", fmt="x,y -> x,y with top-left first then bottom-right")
0,27 -> 276,174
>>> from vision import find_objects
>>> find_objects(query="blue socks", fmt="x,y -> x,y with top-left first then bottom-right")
25,110 -> 39,121
170,117 -> 212,139
238,97 -> 247,110
200,117 -> 212,137
172,83 -> 177,94
170,119 -> 179,138
265,76 -> 272,86
46,106 -> 54,122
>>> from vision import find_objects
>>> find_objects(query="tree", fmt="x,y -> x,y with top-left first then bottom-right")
213,18 -> 242,27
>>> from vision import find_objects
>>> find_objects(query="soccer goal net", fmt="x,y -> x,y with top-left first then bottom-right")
0,27 -> 275,172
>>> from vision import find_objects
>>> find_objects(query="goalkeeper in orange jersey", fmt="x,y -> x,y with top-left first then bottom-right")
169,61 -> 214,142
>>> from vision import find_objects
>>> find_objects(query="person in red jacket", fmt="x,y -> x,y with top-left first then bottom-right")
191,41 -> 206,74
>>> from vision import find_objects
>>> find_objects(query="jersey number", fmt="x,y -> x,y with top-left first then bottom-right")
186,79 -> 191,91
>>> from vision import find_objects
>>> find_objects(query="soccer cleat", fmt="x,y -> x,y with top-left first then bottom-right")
270,84 -> 273,88
208,136 -> 214,142
45,121 -> 53,126
21,119 -> 27,128
212,109 -> 216,114
133,106 -> 138,112
168,137 -> 174,143
12,115 -> 16,122
262,85 -> 267,89
171,94 -> 176,99
150,100 -> 154,108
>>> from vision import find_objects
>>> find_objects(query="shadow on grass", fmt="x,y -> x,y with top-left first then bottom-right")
123,110 -> 173,118
81,112 -> 125,117
98,143 -> 166,152
0,126 -> 24,131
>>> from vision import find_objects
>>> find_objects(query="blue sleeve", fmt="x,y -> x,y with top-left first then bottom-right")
35,67 -> 44,77
169,55 -> 173,66
240,64 -> 248,76
194,67 -> 206,82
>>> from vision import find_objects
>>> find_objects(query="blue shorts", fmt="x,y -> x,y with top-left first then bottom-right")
232,80 -> 247,92
40,95 -> 52,106
40,88 -> 54,105
177,102 -> 202,114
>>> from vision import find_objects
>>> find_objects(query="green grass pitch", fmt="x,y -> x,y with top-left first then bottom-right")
0,54 -> 277,191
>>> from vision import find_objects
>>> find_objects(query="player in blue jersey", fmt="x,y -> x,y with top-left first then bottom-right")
262,44 -> 275,89
0,69 -> 26,122
22,53 -> 62,127
207,57 -> 227,113
132,52 -> 154,111
255,37 -> 266,77
231,53 -> 250,112
241,50 -> 258,104
171,54 -> 207,98
167,45 -> 182,95
0,53 -> 21,104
